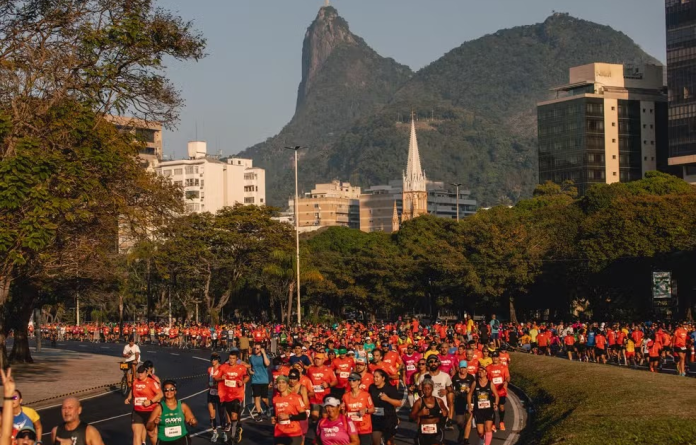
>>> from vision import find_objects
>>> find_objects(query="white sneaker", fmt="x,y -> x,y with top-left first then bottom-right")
211,431 -> 219,442
221,432 -> 228,443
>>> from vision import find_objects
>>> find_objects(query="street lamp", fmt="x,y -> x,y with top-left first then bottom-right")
450,182 -> 462,221
285,145 -> 303,325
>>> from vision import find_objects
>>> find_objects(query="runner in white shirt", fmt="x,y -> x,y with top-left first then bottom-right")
123,336 -> 141,387
418,355 -> 455,429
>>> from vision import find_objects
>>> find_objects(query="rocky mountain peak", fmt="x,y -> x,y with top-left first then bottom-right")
297,6 -> 358,110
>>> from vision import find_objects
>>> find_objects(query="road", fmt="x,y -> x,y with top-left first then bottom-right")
36,341 -> 524,445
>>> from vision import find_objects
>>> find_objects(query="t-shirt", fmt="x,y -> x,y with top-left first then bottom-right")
437,354 -> 456,375
307,365 -> 337,405
368,383 -> 399,419
123,344 -> 141,363
215,363 -> 248,402
12,410 -> 34,436
418,371 -> 452,407
342,390 -> 374,435
317,415 -> 358,445
486,364 -> 510,396
332,357 -> 355,389
273,392 -> 306,437
132,377 -> 161,412
249,353 -> 269,384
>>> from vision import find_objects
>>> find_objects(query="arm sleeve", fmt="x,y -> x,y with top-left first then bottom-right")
289,412 -> 307,421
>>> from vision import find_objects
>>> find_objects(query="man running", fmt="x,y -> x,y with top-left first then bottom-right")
51,397 -> 105,445
215,349 -> 249,443
123,337 -> 141,388
207,353 -> 226,443
486,352 -> 510,431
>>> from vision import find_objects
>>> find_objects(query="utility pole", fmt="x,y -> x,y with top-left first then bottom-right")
450,182 -> 462,222
285,146 -> 303,325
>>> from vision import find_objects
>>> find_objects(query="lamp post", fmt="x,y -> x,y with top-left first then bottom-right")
285,145 -> 303,325
450,182 -> 462,221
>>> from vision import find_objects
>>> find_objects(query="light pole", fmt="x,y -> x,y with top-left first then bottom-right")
450,182 -> 462,221
285,145 -> 303,325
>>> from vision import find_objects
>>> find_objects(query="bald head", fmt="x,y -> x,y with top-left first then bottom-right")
61,397 -> 82,423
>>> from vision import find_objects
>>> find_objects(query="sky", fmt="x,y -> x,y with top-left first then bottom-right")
159,0 -> 666,159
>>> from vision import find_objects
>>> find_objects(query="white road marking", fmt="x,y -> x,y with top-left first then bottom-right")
192,356 -> 210,362
503,389 -> 524,445
38,389 -> 121,412
170,353 -> 180,356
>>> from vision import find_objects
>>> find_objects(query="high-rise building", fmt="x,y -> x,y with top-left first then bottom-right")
156,141 -> 265,214
401,114 -> 428,222
359,181 -> 402,233
537,63 -> 668,194
107,115 -> 163,169
293,180 -> 361,233
427,183 -> 477,219
666,0 -> 696,181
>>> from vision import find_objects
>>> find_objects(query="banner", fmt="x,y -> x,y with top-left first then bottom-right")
652,272 -> 671,299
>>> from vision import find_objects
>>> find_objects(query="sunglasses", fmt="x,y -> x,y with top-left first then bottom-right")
9,395 -> 19,401
164,388 -> 176,392
418,363 -> 426,366
288,376 -> 299,380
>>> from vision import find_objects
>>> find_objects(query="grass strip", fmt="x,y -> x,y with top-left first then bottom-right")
509,352 -> 696,445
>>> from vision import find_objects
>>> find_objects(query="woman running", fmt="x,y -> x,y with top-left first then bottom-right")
273,375 -> 308,445
342,373 -> 375,445
128,364 -> 163,445
316,396 -> 360,445
288,368 -> 311,441
146,380 -> 197,445
368,369 -> 401,445
409,378 -> 448,445
467,366 -> 499,445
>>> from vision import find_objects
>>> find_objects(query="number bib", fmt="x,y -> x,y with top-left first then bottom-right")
349,412 -> 363,422
477,400 -> 491,409
421,423 -> 437,434
279,419 -> 291,425
134,397 -> 147,407
314,385 -> 325,393
492,377 -> 503,385
373,407 -> 385,416
225,380 -> 237,388
340,372 -> 350,379
406,364 -> 416,371
164,426 -> 182,438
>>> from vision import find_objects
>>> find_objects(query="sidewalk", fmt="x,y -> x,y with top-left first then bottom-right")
10,347 -> 122,409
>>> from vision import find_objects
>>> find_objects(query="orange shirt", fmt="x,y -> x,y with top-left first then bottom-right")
216,363 -> 248,402
369,361 -> 399,387
486,364 -> 510,397
466,360 -> 479,376
307,365 -> 337,404
498,352 -> 511,367
342,390 -> 374,435
595,334 -> 606,350
132,377 -> 161,412
564,335 -> 575,346
358,372 -> 374,392
273,392 -> 306,437
332,357 -> 355,389
674,327 -> 688,348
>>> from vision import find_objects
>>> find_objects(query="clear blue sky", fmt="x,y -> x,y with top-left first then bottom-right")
160,0 -> 666,159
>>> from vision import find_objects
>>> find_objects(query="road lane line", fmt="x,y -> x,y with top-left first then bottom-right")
192,356 -> 209,362
38,389 -> 121,412
503,390 -> 524,445
170,353 -> 180,356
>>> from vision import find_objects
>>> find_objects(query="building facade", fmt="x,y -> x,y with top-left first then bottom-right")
156,141 -> 265,214
293,180 -> 361,233
107,115 -> 163,169
666,0 -> 696,181
359,182 -> 402,233
427,183 -> 478,219
538,63 -> 668,194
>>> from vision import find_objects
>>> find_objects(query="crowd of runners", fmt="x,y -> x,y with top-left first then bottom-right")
3,315 -> 694,445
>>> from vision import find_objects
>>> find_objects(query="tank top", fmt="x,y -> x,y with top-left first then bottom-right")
157,401 -> 188,442
472,380 -> 494,411
420,396 -> 443,419
54,421 -> 88,445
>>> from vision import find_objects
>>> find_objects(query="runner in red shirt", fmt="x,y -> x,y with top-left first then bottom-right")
342,373 -> 375,442
563,332 -> 575,361
332,347 -> 354,399
126,364 -> 163,445
673,322 -> 689,376
272,375 -> 307,444
215,349 -> 249,443
487,353 -> 511,431
354,358 -> 374,392
595,331 -> 607,364
306,353 -> 337,420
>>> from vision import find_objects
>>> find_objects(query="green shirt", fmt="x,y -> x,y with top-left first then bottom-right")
158,401 -> 188,442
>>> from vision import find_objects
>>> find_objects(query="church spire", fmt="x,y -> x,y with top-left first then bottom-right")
403,111 -> 426,192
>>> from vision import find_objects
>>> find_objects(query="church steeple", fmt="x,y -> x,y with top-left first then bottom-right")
403,111 -> 426,192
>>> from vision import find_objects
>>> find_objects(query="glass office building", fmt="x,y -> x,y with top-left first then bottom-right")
666,0 -> 696,179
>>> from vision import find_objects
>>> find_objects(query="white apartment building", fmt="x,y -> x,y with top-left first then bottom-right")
156,141 -> 265,214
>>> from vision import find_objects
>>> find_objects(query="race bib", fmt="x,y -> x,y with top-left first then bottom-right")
209,388 -> 218,396
134,397 -> 147,407
492,377 -> 503,385
421,423 -> 437,434
477,400 -> 491,409
225,380 -> 237,388
349,412 -> 363,422
406,364 -> 416,371
164,426 -> 182,437
314,385 -> 325,393
340,372 -> 350,379
279,419 -> 291,425
373,407 -> 385,416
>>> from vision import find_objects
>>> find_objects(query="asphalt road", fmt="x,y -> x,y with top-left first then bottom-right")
36,341 -> 524,445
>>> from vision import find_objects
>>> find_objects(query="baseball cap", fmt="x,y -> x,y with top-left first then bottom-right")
355,357 -> 367,364
323,396 -> 341,407
136,365 -> 147,373
288,369 -> 301,380
348,373 -> 362,381
459,360 -> 468,368
15,425 -> 36,440
229,348 -> 240,355
338,347 -> 347,355
275,375 -> 289,383
314,353 -> 326,360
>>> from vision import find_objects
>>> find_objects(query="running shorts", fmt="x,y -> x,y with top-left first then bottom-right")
273,436 -> 302,445
156,436 -> 191,445
132,410 -> 151,425
252,384 -> 269,398
474,408 -> 495,424
207,393 -> 221,405
498,396 -> 507,405
224,399 -> 242,415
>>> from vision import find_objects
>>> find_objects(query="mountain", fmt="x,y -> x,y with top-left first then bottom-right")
240,10 -> 661,207
241,6 -> 412,206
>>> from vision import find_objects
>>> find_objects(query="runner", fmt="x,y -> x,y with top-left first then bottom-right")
402,345 -> 423,406
410,378 -> 447,445
126,364 -> 163,445
342,373 -> 375,445
215,349 -> 249,443
287,368 -> 311,440
250,343 -> 271,420
272,375 -> 307,445
51,397 -> 105,445
354,358 -> 374,392
332,346 -> 355,400
123,336 -> 142,388
674,321 -> 689,376
146,380 -> 197,445
1,369 -> 38,445
207,353 -> 226,443
467,367 -> 499,445
368,369 -> 400,445
418,355 -> 454,430
9,389 -> 42,440
486,352 -> 510,431
306,353 -> 337,421
452,361 -> 475,445
316,396 -> 360,445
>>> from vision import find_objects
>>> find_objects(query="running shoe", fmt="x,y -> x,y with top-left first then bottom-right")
221,432 -> 227,443
499,421 -> 506,431
211,431 -> 219,442
235,426 -> 243,443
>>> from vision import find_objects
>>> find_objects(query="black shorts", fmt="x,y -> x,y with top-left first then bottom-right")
531,342 -> 538,349
252,384 -> 269,398
207,393 -> 221,405
676,347 -> 688,354
132,409 -> 152,425
663,347 -> 672,354
223,399 -> 243,415
156,436 -> 191,445
576,344 -> 586,352
539,346 -> 548,353
372,415 -> 398,439
498,396 -> 507,406
649,356 -> 660,363
595,347 -> 606,356
274,436 -> 302,445
474,409 -> 495,424
454,399 -> 469,415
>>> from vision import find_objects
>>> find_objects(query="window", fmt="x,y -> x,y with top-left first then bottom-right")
201,180 -> 204,187
185,190 -> 199,200
244,173 -> 257,180
244,185 -> 255,192
612,139 -> 616,143
613,155 -> 617,159
173,168 -> 183,175
185,203 -> 200,212
162,169 -> 172,177
613,172 -> 617,176
612,122 -> 616,127
173,180 -> 183,186
244,197 -> 255,204
185,166 -> 194,174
